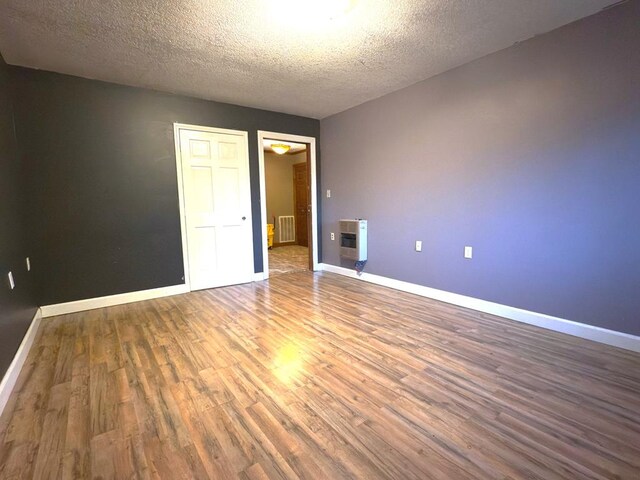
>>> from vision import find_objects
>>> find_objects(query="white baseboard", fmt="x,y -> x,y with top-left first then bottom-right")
0,308 -> 42,417
42,273 -> 270,318
319,263 -> 640,353
41,284 -> 189,318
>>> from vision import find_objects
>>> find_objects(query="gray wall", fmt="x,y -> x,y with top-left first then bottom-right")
265,151 -> 306,241
0,55 -> 38,379
10,68 -> 320,305
320,0 -> 640,336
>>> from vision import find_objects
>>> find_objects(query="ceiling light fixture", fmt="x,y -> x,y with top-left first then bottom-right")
271,144 -> 291,155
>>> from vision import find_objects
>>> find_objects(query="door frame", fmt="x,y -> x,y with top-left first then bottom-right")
173,122 -> 253,292
258,130 -> 319,279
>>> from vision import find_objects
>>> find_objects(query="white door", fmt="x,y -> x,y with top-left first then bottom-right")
178,127 -> 254,290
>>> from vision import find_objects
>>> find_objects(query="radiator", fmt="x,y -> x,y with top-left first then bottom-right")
278,216 -> 295,243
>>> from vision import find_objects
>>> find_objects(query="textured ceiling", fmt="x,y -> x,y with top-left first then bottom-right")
0,0 -> 618,119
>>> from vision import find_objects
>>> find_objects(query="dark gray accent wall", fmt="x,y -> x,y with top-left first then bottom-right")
10,68 -> 319,305
0,55 -> 38,378
320,1 -> 640,336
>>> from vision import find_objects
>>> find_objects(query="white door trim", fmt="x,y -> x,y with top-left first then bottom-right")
258,131 -> 319,279
174,123 -> 253,290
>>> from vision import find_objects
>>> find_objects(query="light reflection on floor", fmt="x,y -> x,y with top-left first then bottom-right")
273,343 -> 305,385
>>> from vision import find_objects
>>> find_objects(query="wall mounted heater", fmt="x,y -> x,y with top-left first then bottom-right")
339,219 -> 367,261
278,216 -> 295,243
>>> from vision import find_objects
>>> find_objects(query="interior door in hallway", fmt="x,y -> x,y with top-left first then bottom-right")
293,161 -> 309,248
179,127 -> 253,290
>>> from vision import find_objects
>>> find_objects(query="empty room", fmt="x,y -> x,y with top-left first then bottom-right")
0,0 -> 639,479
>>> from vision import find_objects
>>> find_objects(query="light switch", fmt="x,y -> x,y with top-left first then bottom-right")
415,241 -> 422,252
464,246 -> 473,259
8,271 -> 15,290
326,189 -> 331,198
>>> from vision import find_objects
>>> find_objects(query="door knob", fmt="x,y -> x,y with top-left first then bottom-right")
242,216 -> 247,220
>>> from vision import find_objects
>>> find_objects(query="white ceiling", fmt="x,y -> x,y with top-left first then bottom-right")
0,0 -> 618,119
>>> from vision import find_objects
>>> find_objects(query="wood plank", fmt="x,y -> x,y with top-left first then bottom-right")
32,382 -> 71,480
0,271 -> 638,479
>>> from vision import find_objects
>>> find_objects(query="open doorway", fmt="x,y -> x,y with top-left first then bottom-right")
264,140 -> 308,276
258,131 -> 318,279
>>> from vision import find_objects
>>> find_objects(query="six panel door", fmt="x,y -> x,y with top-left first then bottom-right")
179,128 -> 253,290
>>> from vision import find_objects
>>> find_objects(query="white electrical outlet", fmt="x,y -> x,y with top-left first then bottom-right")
326,189 -> 331,198
26,257 -> 31,271
464,246 -> 473,259
415,240 -> 422,252
330,232 -> 335,241
8,271 -> 15,290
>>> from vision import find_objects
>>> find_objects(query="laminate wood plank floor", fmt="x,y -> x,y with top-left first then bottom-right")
1,271 -> 639,479
268,246 -> 309,277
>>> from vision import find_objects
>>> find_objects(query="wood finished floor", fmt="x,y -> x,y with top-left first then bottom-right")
268,246 -> 309,277
1,272 -> 639,480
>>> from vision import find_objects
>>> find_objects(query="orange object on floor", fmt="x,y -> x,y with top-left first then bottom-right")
267,223 -> 274,248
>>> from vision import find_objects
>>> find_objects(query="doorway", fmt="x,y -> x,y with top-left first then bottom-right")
174,123 -> 254,290
258,131 -> 318,279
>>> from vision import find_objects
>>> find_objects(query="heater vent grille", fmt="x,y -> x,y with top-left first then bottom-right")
278,216 -> 295,243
